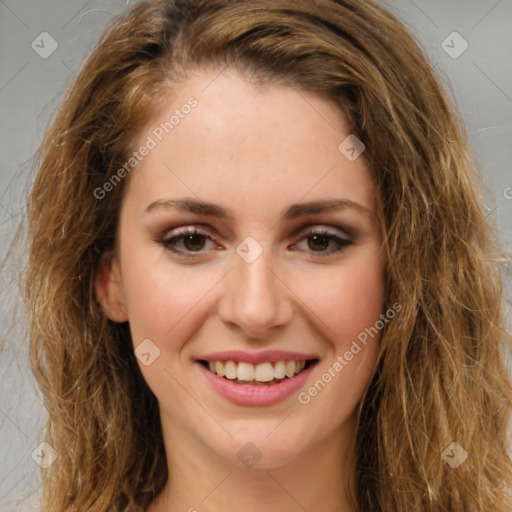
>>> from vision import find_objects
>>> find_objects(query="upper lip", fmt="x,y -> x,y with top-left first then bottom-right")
196,349 -> 319,365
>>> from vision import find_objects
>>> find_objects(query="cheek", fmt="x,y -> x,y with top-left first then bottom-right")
294,254 -> 385,343
292,253 -> 384,406
120,249 -> 221,348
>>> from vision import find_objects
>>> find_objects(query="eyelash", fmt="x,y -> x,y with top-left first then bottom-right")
159,225 -> 353,258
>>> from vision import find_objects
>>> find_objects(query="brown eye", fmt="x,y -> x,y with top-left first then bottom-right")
291,227 -> 353,257
307,233 -> 331,251
182,233 -> 207,251
160,227 -> 217,256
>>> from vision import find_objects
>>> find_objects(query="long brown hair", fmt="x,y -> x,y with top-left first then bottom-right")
17,0 -> 512,510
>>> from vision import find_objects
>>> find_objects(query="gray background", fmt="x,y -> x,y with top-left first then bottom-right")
1,0 -> 511,510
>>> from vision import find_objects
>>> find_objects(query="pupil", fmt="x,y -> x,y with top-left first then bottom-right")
184,234 -> 205,251
308,234 -> 329,251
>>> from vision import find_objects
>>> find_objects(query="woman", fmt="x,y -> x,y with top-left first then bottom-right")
19,0 -> 512,510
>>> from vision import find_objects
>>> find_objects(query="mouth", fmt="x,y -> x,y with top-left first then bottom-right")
195,352 -> 319,407
198,358 -> 319,386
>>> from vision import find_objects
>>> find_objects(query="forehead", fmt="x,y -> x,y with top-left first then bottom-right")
123,70 -> 375,217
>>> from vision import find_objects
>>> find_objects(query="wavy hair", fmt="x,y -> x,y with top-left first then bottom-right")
17,0 -> 512,510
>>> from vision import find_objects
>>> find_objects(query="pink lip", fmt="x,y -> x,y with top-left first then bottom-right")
196,360 -> 317,407
196,349 -> 318,365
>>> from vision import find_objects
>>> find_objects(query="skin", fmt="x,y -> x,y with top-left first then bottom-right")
96,68 -> 385,512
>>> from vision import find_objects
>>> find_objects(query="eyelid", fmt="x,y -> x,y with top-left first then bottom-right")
163,224 -> 215,238
294,223 -> 352,240
164,223 -> 352,240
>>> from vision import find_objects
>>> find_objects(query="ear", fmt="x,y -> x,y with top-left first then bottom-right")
95,250 -> 129,322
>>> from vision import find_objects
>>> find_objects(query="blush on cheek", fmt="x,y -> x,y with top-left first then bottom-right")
124,266 -> 221,354
293,262 -> 384,342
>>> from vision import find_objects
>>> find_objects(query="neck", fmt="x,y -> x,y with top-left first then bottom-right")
148,412 -> 357,512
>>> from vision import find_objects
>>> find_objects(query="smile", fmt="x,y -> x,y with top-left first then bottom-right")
200,359 -> 314,385
195,351 -> 319,406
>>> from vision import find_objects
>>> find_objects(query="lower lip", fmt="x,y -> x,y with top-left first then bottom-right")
196,362 -> 316,407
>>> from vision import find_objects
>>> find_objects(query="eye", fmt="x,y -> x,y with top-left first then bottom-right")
159,225 -> 353,258
160,226 -> 218,256
290,226 -> 353,257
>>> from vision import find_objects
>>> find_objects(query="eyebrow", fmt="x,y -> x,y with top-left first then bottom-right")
144,197 -> 373,219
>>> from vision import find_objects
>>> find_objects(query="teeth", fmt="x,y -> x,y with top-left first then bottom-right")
254,362 -> 274,382
215,361 -> 225,378
274,360 -> 286,379
237,362 -> 255,381
285,360 -> 296,378
205,359 -> 310,382
224,360 -> 237,380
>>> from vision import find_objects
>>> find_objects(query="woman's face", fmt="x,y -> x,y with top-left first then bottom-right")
97,69 -> 385,468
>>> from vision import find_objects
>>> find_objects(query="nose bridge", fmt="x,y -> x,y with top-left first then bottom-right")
217,242 -> 293,337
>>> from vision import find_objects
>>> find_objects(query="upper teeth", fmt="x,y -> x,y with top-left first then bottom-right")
208,360 -> 307,382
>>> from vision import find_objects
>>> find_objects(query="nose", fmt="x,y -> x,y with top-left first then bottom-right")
217,246 -> 294,339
